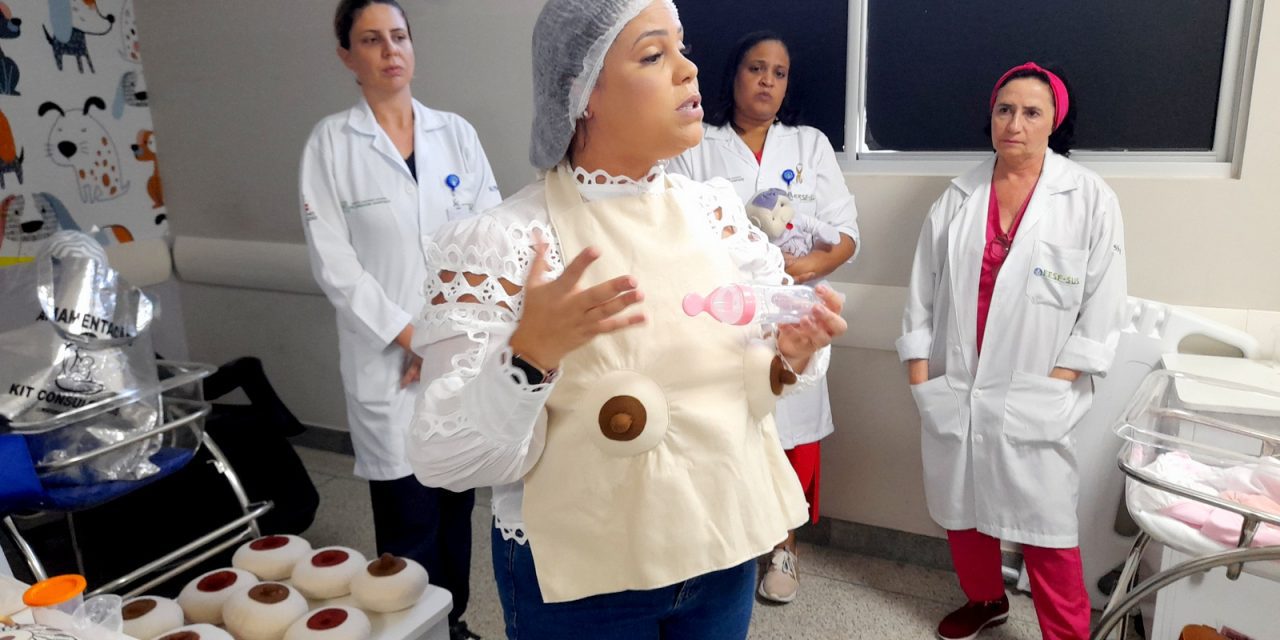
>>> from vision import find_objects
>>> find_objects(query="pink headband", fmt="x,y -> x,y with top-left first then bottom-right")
990,62 -> 1070,130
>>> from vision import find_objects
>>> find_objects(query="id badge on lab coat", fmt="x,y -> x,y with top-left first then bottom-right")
446,203 -> 475,221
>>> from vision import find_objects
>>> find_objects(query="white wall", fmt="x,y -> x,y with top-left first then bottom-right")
135,0 -> 1280,537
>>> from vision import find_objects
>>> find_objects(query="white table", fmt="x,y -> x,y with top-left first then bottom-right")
323,584 -> 452,640
4,583 -> 452,640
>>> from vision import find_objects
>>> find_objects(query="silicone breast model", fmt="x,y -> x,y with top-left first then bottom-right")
120,595 -> 184,640
232,534 -> 313,580
176,567 -> 257,624
290,546 -> 367,600
222,582 -> 309,640
349,553 -> 429,613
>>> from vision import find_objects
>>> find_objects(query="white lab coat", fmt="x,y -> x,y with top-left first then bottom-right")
896,150 -> 1127,548
671,122 -> 859,448
299,98 -> 501,480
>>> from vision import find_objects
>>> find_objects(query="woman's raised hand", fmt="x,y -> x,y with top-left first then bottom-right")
508,244 -> 646,371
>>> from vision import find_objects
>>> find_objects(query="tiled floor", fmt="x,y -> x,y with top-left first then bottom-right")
296,446 -> 1049,639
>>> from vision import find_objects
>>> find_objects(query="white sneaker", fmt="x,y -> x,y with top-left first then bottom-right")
758,548 -> 799,603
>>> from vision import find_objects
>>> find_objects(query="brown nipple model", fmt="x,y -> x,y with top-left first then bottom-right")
367,553 -> 407,577
770,356 -> 798,395
599,395 -> 647,441
248,583 -> 290,604
121,598 -> 157,619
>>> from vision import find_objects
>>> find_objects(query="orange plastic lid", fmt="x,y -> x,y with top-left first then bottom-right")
22,574 -> 87,607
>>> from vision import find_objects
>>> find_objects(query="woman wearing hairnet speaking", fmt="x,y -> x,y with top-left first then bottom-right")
405,0 -> 846,637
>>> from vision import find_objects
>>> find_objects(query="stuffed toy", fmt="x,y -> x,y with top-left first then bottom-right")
744,188 -> 840,256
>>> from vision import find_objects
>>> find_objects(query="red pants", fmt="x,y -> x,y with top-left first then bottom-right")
784,442 -> 820,525
947,529 -> 1091,640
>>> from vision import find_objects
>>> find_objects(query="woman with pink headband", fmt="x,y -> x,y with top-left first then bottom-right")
898,63 -> 1128,640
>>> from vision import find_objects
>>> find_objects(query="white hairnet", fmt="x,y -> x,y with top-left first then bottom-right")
529,0 -> 679,170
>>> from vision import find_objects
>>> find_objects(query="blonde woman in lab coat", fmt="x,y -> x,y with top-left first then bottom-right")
670,31 -> 859,604
298,2 -> 499,638
898,63 -> 1126,640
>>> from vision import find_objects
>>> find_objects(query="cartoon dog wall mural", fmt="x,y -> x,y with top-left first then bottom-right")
0,108 -> 22,189
112,0 -> 148,117
0,2 -> 21,95
0,0 -> 164,253
112,68 -> 146,117
2,192 -> 80,255
132,129 -> 162,209
44,0 -> 116,74
40,97 -> 130,204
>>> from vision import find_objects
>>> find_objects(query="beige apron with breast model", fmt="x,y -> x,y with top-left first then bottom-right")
521,166 -> 808,603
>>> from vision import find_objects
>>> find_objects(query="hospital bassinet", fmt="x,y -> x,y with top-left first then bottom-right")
1,361 -> 273,598
1093,369 -> 1280,640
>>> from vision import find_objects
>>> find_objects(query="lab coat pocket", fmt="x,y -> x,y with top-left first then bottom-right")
343,198 -> 400,255
787,185 -> 818,218
910,376 -> 964,441
1002,371 -> 1074,444
345,334 -> 400,405
1025,241 -> 1086,310
439,171 -> 481,217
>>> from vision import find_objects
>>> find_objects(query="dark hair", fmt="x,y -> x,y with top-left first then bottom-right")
705,31 -> 801,128
985,64 -> 1077,156
334,0 -> 410,50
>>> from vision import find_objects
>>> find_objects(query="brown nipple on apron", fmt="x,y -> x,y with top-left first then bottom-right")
599,395 -> 647,441
770,356 -> 799,395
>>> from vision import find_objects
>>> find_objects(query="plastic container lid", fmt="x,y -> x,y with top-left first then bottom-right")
23,574 -> 87,607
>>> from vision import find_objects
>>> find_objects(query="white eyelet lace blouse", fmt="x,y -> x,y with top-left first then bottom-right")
406,164 -> 830,545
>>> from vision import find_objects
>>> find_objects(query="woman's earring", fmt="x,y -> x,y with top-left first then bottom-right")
581,109 -> 591,120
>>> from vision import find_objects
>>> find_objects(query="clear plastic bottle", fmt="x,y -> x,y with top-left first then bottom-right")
682,283 -> 820,326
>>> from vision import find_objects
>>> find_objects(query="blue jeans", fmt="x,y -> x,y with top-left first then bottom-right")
491,525 -> 755,639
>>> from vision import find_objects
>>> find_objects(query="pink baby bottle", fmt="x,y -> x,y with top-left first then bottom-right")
682,283 -> 820,326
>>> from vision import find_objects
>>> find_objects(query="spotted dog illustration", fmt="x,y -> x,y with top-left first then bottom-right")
39,97 -> 130,203
0,108 -> 21,189
131,129 -> 162,208
118,0 -> 138,62
43,0 -> 116,74
0,2 -> 21,95
1,193 -> 80,255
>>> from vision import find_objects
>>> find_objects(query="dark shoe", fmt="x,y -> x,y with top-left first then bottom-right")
936,596 -> 1009,640
450,621 -> 481,640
